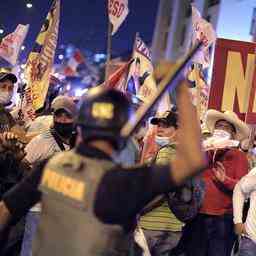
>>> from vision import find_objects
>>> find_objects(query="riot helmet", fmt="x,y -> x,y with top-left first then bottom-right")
77,87 -> 131,150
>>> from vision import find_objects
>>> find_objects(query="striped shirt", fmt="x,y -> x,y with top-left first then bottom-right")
233,168 -> 256,244
139,144 -> 184,231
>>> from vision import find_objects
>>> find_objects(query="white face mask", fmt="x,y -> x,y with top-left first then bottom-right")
155,135 -> 170,147
0,91 -> 12,105
212,129 -> 231,140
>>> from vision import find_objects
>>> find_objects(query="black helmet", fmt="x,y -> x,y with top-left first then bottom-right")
77,87 -> 131,150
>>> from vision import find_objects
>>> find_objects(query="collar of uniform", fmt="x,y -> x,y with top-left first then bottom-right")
75,143 -> 113,161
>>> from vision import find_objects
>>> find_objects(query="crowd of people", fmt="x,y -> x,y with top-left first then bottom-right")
0,68 -> 254,256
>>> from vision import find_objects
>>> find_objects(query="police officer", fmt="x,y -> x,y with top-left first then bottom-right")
0,80 -> 205,256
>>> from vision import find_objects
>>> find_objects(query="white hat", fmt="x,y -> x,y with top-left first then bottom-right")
205,110 -> 250,141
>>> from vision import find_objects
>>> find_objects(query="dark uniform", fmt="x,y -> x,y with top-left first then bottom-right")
35,150 -> 127,256
3,144 -> 174,256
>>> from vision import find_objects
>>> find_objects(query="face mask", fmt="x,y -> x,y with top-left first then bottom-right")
212,129 -> 231,140
0,91 -> 12,105
155,135 -> 170,147
54,122 -> 74,138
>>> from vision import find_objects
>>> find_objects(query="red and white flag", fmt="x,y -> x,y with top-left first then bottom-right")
105,59 -> 133,90
108,0 -> 129,35
64,50 -> 85,76
0,24 -> 29,65
191,5 -> 216,68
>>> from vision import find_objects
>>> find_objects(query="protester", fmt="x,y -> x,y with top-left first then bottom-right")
20,95 -> 77,256
138,110 -> 184,255
233,168 -> 256,256
24,95 -> 77,166
0,81 -> 205,256
184,110 -> 249,256
0,71 -> 29,256
0,72 -> 17,132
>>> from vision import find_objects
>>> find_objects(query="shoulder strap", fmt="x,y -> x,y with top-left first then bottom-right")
140,195 -> 166,216
50,128 -> 66,151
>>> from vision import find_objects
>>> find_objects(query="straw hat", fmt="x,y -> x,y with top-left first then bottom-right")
205,110 -> 249,141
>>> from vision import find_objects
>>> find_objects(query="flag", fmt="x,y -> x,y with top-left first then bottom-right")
191,5 -> 216,68
105,59 -> 133,90
126,34 -> 157,103
188,64 -> 210,120
22,0 -> 60,121
63,49 -> 85,77
108,0 -> 129,35
0,24 -> 29,65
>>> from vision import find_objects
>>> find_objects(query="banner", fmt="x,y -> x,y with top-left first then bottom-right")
0,24 -> 29,65
108,0 -> 129,35
208,38 -> 256,123
191,5 -> 216,68
125,34 -> 157,103
23,0 -> 60,121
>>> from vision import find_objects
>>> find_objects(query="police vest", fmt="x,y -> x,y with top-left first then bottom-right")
32,150 -> 131,256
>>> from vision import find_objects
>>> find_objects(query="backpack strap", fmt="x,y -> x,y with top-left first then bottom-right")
140,195 -> 166,216
50,128 -> 66,151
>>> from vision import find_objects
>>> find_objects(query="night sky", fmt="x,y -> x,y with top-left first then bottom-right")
0,0 -> 159,62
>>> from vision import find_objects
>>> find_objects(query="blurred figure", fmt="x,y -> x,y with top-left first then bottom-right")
233,168 -> 256,256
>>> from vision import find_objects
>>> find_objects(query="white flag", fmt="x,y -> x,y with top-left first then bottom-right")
0,24 -> 29,65
191,5 -> 216,68
108,0 -> 129,35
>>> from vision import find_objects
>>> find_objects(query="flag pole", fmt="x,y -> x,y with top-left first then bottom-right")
123,32 -> 138,91
195,64 -> 202,120
105,17 -> 113,83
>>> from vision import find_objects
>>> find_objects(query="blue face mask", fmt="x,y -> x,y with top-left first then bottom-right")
155,135 -> 170,147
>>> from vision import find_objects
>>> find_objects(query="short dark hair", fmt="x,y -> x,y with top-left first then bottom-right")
151,111 -> 178,129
